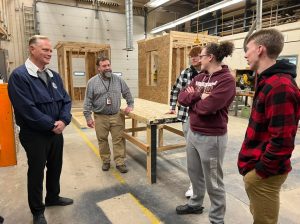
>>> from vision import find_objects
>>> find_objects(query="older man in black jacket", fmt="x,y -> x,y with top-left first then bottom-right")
8,35 -> 73,224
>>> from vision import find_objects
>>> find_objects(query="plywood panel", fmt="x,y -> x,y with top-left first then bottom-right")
120,98 -> 177,124
138,34 -> 171,104
74,87 -> 86,101
86,52 -> 97,80
171,48 -> 178,87
138,31 -> 218,104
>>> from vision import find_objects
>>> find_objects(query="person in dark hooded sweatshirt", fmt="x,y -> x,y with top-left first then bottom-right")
176,41 -> 235,224
238,29 -> 300,224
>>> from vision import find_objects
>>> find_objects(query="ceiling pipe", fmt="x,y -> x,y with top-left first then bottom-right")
144,7 -> 148,39
243,19 -> 256,52
243,0 -> 262,52
125,0 -> 134,51
256,0 -> 262,30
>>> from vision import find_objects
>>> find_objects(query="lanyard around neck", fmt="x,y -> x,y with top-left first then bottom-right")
98,74 -> 111,92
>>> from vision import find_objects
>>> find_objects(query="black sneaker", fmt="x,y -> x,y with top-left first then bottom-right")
116,164 -> 128,173
176,204 -> 204,215
45,196 -> 73,207
33,214 -> 47,224
102,163 -> 110,171
0,216 -> 4,224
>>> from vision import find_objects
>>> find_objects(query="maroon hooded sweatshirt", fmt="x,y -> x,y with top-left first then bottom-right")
178,65 -> 236,136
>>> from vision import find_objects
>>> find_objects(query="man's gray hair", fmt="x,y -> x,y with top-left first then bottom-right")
29,35 -> 49,46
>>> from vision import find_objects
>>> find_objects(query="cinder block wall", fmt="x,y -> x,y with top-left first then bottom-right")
36,2 -> 144,97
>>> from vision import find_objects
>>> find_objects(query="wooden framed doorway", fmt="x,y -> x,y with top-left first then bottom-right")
55,41 -> 111,102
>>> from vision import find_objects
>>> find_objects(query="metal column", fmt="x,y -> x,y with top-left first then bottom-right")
256,0 -> 262,30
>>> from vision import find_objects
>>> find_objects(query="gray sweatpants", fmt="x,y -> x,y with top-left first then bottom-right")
182,118 -> 192,188
187,130 -> 227,224
182,117 -> 190,141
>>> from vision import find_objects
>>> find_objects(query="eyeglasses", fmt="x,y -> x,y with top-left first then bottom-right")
198,54 -> 210,59
189,56 -> 200,59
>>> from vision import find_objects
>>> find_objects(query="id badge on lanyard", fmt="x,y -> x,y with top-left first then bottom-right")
106,96 -> 112,105
99,74 -> 112,105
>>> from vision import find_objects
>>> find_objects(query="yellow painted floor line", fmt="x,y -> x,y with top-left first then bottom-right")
72,123 -> 100,157
72,123 -> 126,184
129,193 -> 162,224
72,122 -> 162,224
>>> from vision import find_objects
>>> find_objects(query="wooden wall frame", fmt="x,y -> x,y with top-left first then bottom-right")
55,41 -> 111,101
138,31 -> 218,104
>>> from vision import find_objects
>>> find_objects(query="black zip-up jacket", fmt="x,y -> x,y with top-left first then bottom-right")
8,64 -> 72,134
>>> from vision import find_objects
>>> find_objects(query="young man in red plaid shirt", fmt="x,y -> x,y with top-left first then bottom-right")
238,29 -> 300,224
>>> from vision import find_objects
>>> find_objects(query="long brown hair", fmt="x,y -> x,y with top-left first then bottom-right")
205,41 -> 234,62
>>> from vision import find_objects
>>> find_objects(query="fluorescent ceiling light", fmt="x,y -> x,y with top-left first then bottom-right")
145,0 -> 171,8
151,0 -> 245,34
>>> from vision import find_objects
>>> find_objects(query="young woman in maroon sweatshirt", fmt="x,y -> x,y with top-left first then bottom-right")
176,42 -> 236,224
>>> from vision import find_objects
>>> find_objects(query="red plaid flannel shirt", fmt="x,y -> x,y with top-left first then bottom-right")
238,70 -> 300,178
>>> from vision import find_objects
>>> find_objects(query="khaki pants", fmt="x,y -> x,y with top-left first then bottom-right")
94,112 -> 125,166
244,169 -> 288,224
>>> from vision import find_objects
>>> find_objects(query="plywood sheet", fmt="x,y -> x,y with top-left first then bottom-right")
138,31 -> 218,104
97,193 -> 152,224
121,98 -> 178,125
72,98 -> 178,128
71,108 -> 88,129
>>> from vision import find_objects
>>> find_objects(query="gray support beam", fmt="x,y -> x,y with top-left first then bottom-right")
243,0 -> 252,32
215,9 -> 221,36
125,0 -> 134,51
144,7 -> 148,38
256,0 -> 262,30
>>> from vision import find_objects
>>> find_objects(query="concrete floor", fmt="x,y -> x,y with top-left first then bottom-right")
0,115 -> 300,224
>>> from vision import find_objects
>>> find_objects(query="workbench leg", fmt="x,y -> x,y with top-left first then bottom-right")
235,96 -> 238,116
147,125 -> 157,184
132,119 -> 138,137
245,96 -> 248,106
158,126 -> 163,148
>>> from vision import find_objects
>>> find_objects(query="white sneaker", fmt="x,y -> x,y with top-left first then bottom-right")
185,183 -> 193,198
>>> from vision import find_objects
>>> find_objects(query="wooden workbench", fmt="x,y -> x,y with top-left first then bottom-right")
120,98 -> 185,184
